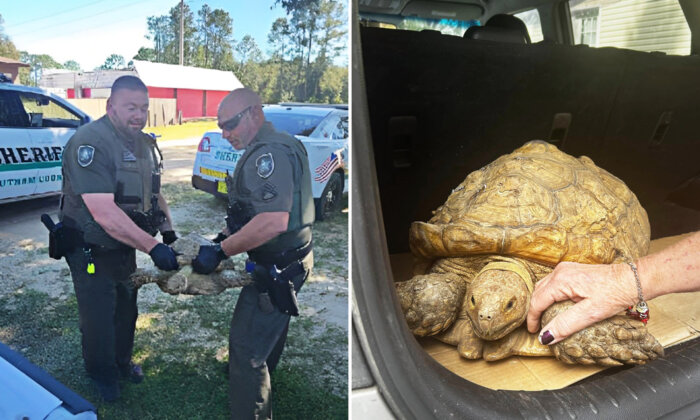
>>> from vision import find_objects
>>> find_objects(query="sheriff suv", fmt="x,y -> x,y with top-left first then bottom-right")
0,79 -> 91,203
192,103 -> 349,220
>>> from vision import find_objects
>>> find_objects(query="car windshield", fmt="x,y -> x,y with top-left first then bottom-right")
263,110 -> 327,137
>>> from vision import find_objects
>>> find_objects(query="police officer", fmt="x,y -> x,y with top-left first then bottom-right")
60,75 -> 179,401
191,88 -> 314,419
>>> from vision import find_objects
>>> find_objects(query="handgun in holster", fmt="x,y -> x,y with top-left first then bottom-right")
117,177 -> 166,237
252,241 -> 313,316
126,206 -> 166,237
225,200 -> 253,235
40,214 -> 84,260
266,261 -> 307,316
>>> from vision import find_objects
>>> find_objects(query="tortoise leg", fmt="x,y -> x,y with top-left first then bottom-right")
435,317 -> 484,359
395,273 -> 466,337
542,301 -> 664,366
483,326 -> 553,361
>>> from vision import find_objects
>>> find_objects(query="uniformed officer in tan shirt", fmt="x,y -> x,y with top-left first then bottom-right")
60,75 -> 179,401
192,88 -> 314,419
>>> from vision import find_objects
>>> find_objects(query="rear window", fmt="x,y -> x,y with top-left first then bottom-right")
360,13 -> 478,36
514,9 -> 544,43
264,110 -> 326,137
569,0 -> 691,55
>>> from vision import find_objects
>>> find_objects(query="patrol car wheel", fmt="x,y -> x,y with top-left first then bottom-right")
315,172 -> 344,221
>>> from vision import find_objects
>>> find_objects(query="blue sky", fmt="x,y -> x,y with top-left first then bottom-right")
1,0 -> 343,70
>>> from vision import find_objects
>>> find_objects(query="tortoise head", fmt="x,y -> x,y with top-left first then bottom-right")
465,262 -> 532,341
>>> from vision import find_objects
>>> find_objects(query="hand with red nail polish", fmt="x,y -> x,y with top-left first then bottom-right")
527,231 -> 700,345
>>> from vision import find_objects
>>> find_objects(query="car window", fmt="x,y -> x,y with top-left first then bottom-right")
18,92 -> 82,128
264,111 -> 326,137
514,9 -> 544,43
569,0 -> 691,55
0,90 -> 30,128
333,115 -> 349,140
360,13 -> 478,36
308,112 -> 348,140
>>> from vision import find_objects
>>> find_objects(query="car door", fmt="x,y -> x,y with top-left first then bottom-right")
17,91 -> 83,196
0,89 -> 39,201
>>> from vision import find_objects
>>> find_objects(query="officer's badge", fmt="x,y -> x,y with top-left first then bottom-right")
256,153 -> 275,179
77,145 -> 95,167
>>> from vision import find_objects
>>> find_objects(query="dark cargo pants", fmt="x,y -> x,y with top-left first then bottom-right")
66,247 -> 138,387
228,253 -> 311,420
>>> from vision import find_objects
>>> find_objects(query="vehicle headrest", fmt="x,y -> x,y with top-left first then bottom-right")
464,14 -> 531,44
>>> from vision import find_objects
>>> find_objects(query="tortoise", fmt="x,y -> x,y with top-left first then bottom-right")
130,232 -> 251,295
396,141 -> 664,366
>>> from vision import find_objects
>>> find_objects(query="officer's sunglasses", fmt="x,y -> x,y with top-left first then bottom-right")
219,106 -> 252,131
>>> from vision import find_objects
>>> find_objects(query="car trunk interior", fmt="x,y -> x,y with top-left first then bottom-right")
361,26 -> 700,254
353,11 -> 700,416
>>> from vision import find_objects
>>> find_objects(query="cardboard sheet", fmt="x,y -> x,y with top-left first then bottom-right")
391,233 -> 700,391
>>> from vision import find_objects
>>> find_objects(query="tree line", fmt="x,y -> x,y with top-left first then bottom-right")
0,0 -> 347,104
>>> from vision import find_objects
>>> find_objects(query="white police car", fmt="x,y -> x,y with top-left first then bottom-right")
192,104 -> 348,220
0,80 -> 90,203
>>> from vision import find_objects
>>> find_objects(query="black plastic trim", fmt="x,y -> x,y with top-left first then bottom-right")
191,175 -> 226,199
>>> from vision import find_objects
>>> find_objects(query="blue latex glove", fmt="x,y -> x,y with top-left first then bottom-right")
149,243 -> 179,271
192,244 -> 227,274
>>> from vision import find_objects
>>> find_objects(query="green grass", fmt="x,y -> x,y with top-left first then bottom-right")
0,287 -> 347,419
161,182 -> 223,209
312,194 -> 349,274
148,120 -> 219,142
272,366 -> 348,420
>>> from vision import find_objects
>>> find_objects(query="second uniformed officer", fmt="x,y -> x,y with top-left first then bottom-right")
60,75 -> 179,401
191,88 -> 314,419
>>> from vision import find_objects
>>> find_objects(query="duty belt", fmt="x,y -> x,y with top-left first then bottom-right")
247,240 -> 313,317
248,239 -> 313,268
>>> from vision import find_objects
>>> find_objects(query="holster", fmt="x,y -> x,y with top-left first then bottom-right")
41,214 -> 84,260
117,177 -> 165,237
251,242 -> 313,316
225,201 -> 253,235
127,209 -> 165,236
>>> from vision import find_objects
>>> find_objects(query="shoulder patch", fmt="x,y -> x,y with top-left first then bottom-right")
77,145 -> 95,167
256,153 -> 275,179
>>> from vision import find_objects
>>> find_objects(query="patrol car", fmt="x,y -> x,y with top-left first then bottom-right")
0,79 -> 90,203
191,104 -> 349,220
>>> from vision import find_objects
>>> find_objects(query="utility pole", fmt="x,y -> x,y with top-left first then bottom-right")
179,0 -> 184,65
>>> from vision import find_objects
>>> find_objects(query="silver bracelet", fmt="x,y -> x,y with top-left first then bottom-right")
625,261 -> 649,324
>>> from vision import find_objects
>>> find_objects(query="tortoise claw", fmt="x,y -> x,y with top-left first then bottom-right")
543,301 -> 663,366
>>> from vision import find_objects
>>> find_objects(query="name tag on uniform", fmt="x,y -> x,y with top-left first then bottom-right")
123,150 -> 137,162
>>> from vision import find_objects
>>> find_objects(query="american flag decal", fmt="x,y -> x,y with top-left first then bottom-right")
314,150 -> 343,183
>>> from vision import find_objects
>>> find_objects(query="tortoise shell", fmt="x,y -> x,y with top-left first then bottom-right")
409,141 -> 650,266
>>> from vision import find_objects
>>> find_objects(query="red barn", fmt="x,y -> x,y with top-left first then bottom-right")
53,62 -> 242,119
132,60 -> 243,119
